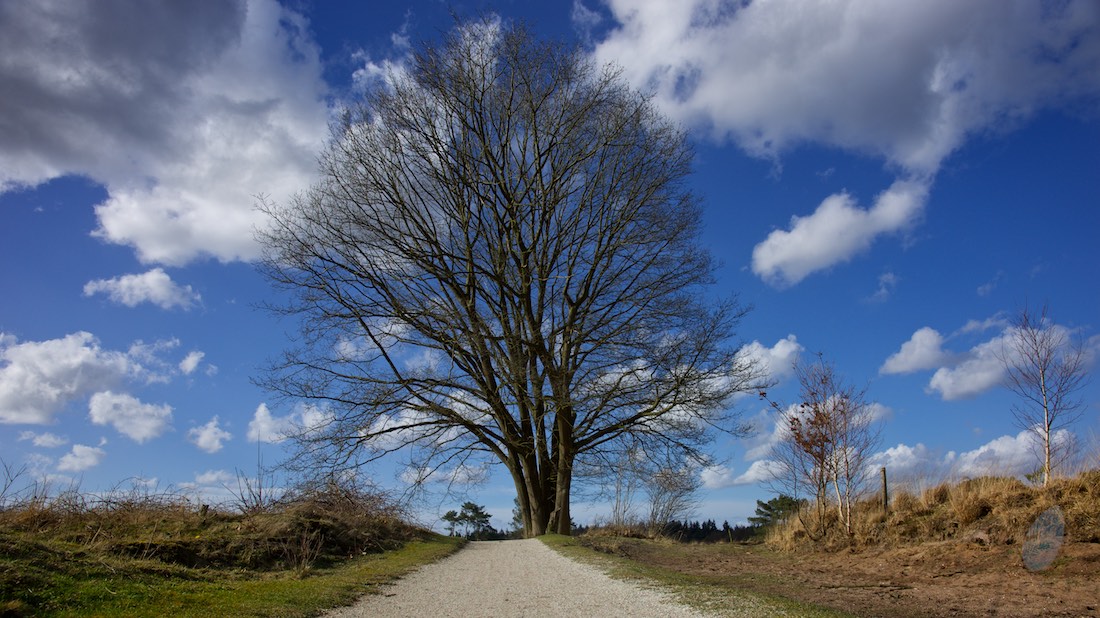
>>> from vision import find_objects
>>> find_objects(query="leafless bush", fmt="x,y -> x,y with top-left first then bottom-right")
282,529 -> 324,577
228,466 -> 281,515
0,459 -> 28,510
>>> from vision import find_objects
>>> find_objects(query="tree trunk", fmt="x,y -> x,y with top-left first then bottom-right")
552,458 -> 573,535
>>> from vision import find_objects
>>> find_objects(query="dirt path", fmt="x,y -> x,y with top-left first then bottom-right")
323,538 -> 707,617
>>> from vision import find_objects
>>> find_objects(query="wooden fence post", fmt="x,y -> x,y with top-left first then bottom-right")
881,466 -> 888,515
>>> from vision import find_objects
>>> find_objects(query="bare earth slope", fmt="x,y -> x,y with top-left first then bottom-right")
323,538 -> 705,618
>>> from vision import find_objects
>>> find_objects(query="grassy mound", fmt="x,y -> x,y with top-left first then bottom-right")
0,480 -> 437,617
766,469 -> 1100,550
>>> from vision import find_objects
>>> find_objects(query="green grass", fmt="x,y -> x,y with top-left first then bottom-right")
1,532 -> 463,617
540,534 -> 851,618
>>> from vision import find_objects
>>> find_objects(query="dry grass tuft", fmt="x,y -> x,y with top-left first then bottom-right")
766,469 -> 1100,551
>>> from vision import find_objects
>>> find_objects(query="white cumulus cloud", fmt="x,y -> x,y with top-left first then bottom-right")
752,180 -> 929,287
880,327 -> 951,374
0,332 -> 136,424
195,469 -> 235,486
951,429 -> 1073,478
733,460 -> 784,486
88,391 -> 172,443
179,351 -> 205,375
868,443 -> 944,482
247,403 -> 332,444
592,0 -> 1100,174
592,1 -> 1100,286
701,460 -> 782,489
83,268 -> 200,310
57,443 -> 106,472
188,416 -> 232,453
737,335 -> 804,384
926,335 -> 1009,400
0,0 -> 330,265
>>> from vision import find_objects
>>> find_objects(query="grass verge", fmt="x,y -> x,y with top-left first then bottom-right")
540,534 -> 851,617
1,532 -> 462,618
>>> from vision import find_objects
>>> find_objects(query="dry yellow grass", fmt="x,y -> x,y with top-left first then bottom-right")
768,469 -> 1100,550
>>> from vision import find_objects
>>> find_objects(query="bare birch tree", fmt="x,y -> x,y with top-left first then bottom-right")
765,355 -> 880,538
1001,304 -> 1090,486
257,20 -> 761,537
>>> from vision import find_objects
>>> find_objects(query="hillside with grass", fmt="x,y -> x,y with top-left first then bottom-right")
764,471 -> 1100,551
0,477 -> 461,617
576,470 -> 1100,617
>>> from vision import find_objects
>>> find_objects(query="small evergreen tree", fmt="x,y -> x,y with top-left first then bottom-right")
441,510 -> 462,537
748,494 -> 802,529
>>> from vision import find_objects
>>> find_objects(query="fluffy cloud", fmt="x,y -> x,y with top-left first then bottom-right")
247,403 -> 288,443
868,443 -> 943,481
247,403 -> 332,443
700,464 -> 736,490
592,0 -> 1100,174
880,327 -> 951,374
884,318 -> 1094,401
17,430 -> 68,448
188,416 -> 232,453
752,180 -> 929,287
701,460 -> 782,489
179,351 -> 205,375
0,0 -> 329,265
593,1 -> 1099,286
951,429 -> 1073,478
733,460 -> 784,486
88,391 -> 172,443
83,268 -> 200,310
0,332 -> 136,424
743,403 -> 798,461
195,469 -> 235,486
737,335 -> 804,383
927,335 -> 1010,400
57,443 -> 106,472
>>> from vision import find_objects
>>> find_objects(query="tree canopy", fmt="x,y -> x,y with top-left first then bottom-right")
257,19 -> 761,536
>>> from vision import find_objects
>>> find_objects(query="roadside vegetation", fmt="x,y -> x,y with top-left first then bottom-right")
580,468 -> 1099,550
0,469 -> 462,617
764,469 -> 1100,550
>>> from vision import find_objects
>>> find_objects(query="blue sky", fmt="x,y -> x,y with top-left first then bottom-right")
2,0 -> 1099,531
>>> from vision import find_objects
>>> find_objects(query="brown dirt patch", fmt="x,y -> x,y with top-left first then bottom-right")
580,536 -> 1100,617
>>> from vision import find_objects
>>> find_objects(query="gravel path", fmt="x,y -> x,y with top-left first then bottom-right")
323,538 -> 708,617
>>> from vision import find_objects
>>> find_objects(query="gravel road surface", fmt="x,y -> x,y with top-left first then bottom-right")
323,538 -> 707,617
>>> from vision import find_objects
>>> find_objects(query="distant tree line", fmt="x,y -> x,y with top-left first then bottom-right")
662,519 -> 758,543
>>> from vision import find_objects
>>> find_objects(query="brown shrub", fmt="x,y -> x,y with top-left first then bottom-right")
923,482 -> 951,508
891,491 -> 923,516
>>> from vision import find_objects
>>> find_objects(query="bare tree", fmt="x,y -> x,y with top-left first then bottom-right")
586,446 -> 645,529
765,355 -> 880,538
645,463 -> 702,536
257,20 -> 761,537
1001,304 -> 1090,486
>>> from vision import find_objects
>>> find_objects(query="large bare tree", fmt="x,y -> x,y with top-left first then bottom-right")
257,20 -> 761,536
1001,304 -> 1090,486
